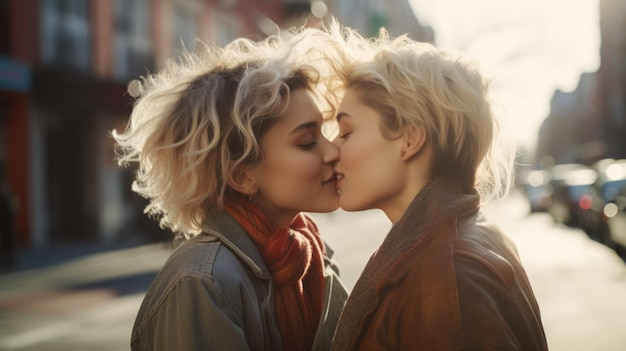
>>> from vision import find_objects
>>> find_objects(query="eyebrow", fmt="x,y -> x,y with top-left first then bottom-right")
289,121 -> 318,134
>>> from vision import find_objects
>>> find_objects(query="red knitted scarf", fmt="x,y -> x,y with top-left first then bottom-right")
224,197 -> 325,351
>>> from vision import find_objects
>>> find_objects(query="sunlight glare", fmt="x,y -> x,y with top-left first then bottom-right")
409,0 -> 600,152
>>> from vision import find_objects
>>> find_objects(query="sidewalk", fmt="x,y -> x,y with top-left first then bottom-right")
1,241 -> 175,297
0,241 -> 173,351
3,241 -> 147,272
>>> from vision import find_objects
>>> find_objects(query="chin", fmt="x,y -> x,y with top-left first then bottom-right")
306,200 -> 340,213
320,203 -> 341,213
338,200 -> 364,212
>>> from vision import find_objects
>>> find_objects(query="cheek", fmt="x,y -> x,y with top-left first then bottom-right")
339,142 -> 360,170
265,152 -> 320,185
341,137 -> 402,192
342,139 -> 380,173
259,152 -> 337,210
298,155 -> 323,176
284,153 -> 320,180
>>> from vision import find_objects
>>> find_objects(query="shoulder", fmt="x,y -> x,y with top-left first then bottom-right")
452,223 -> 546,349
135,234 -> 261,323
380,215 -> 521,306
452,213 -> 523,287
154,233 -> 264,299
132,233 -> 271,345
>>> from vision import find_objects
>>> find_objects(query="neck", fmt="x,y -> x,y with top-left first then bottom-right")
253,200 -> 298,229
383,142 -> 433,224
382,179 -> 427,224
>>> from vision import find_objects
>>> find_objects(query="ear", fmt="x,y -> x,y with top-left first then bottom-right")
400,126 -> 427,161
226,165 -> 258,196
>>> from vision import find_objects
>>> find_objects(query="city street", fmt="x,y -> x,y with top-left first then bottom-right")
1,191 -> 626,350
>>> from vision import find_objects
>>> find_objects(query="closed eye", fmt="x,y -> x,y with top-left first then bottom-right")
339,132 -> 351,139
299,141 -> 318,150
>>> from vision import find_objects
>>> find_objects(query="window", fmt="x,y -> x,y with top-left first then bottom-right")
113,0 -> 153,79
211,9 -> 241,46
40,0 -> 90,69
172,2 -> 199,55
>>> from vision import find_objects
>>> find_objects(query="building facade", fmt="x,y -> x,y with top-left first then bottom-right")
1,0 -> 295,248
597,0 -> 626,159
326,0 -> 433,42
536,0 -> 626,166
1,0 -> 431,249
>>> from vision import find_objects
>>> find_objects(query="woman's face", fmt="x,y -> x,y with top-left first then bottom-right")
333,88 -> 407,214
250,89 -> 340,227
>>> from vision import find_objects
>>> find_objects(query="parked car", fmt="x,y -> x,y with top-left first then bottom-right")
604,163 -> 626,258
577,159 -> 626,244
547,163 -> 597,227
520,169 -> 552,213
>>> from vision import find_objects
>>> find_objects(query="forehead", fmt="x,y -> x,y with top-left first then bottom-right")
337,89 -> 376,122
340,88 -> 361,105
269,89 -> 322,132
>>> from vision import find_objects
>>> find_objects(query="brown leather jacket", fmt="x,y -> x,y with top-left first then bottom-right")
331,178 -> 548,350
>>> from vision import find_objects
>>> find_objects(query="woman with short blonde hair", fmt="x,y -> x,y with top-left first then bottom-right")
325,25 -> 547,350
113,29 -> 347,351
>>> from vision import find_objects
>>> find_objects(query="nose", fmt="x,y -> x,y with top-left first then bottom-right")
322,138 -> 340,165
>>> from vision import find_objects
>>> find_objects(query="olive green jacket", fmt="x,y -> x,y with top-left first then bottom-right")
131,210 -> 348,351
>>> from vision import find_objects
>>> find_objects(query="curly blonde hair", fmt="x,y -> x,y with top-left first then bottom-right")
112,29 -> 336,237
321,22 -> 515,203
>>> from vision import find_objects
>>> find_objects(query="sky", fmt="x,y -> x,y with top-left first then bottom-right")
408,0 -> 601,153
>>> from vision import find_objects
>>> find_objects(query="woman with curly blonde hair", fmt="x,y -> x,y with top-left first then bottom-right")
113,29 -> 347,351
324,25 -> 548,350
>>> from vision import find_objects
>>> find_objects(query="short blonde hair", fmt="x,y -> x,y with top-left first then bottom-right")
323,23 -> 515,202
112,29 -> 334,237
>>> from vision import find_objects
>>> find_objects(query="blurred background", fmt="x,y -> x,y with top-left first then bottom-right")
0,0 -> 438,253
1,0 -> 626,350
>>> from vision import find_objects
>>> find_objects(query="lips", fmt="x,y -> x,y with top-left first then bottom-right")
335,173 -> 344,192
322,173 -> 338,184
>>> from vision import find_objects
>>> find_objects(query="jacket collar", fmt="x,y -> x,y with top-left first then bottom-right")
332,177 -> 480,349
197,209 -> 272,280
378,177 -> 480,263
